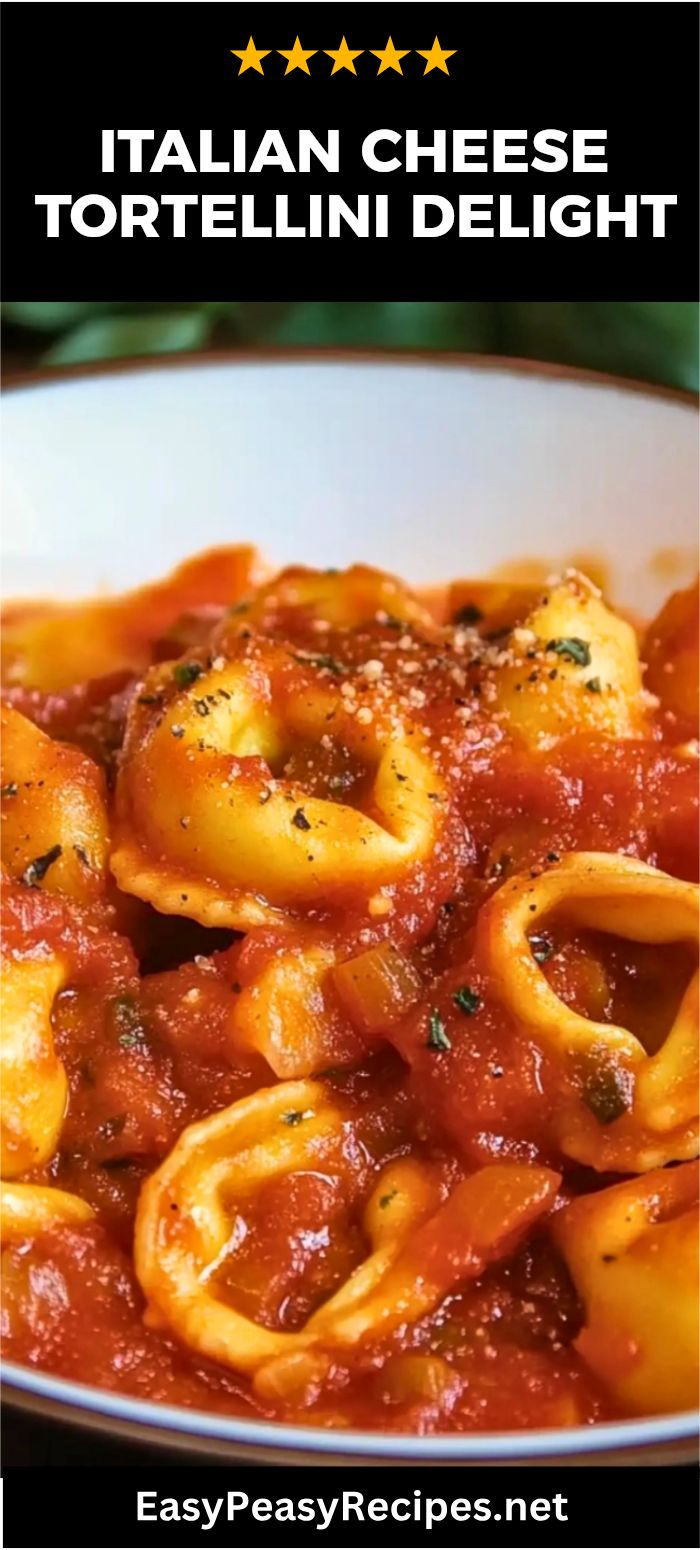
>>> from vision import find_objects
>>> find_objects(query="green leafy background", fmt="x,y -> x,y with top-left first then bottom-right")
2,302 -> 698,390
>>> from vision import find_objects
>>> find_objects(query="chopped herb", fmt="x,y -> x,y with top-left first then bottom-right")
1,783 -> 18,798
379,1189 -> 398,1209
382,614 -> 404,629
453,602 -> 483,627
453,985 -> 481,1016
426,1009 -> 451,1051
20,844 -> 62,888
173,661 -> 204,688
583,1065 -> 632,1126
585,677 -> 602,693
529,932 -> 555,964
171,725 -> 185,739
73,845 -> 90,868
546,851 -> 561,864
281,1109 -> 307,1126
546,637 -> 592,668
111,993 -> 148,1050
292,807 -> 311,831
292,651 -> 347,677
137,694 -> 163,706
194,699 -> 210,717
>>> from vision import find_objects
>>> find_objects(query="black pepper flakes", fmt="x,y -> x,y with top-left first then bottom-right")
20,845 -> 63,888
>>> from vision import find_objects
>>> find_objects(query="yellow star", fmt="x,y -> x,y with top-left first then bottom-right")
278,36 -> 317,75
371,37 -> 409,76
230,36 -> 270,76
325,37 -> 363,76
416,37 -> 456,75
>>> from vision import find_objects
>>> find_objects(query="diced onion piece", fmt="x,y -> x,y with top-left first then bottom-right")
379,1353 -> 455,1405
333,943 -> 422,1034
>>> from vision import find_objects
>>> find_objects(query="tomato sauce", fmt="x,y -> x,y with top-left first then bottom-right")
2,556 -> 697,1434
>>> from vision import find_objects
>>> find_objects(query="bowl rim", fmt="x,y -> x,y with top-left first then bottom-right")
2,345 -> 697,1459
2,344 -> 698,410
3,1360 -> 698,1460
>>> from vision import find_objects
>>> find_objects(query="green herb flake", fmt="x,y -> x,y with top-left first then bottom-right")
1,783 -> 19,798
583,1065 -> 632,1126
453,986 -> 481,1016
20,844 -> 63,888
292,651 -> 347,677
173,661 -> 204,688
379,1189 -> 398,1209
111,993 -> 148,1050
545,637 -> 592,668
281,1109 -> 309,1126
585,677 -> 602,693
426,1009 -> 451,1052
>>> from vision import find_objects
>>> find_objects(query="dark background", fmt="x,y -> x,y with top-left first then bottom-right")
2,1 -> 699,301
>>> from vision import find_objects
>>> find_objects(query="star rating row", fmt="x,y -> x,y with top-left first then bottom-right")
232,36 -> 456,77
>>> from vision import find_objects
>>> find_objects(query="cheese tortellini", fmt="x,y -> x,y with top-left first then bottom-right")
479,852 -> 699,1171
1,706 -> 108,901
112,630 -> 444,928
483,571 -> 646,746
0,950 -> 68,1177
553,1162 -> 699,1415
0,1181 -> 95,1242
135,1078 -> 559,1387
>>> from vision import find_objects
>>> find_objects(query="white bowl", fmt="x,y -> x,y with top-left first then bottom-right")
2,354 -> 698,1462
2,354 -> 697,612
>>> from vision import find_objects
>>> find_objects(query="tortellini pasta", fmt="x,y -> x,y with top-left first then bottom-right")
483,571 -> 646,746
112,632 -> 444,927
0,1181 -> 95,1242
553,1162 -> 699,1415
1,705 -> 109,900
479,851 -> 699,1171
1,545 -> 262,690
135,1078 -> 559,1386
1,545 -> 697,1436
0,950 -> 68,1177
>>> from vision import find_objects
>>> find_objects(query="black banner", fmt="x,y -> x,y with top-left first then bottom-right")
1,1 -> 698,300
2,1464 -> 699,1548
